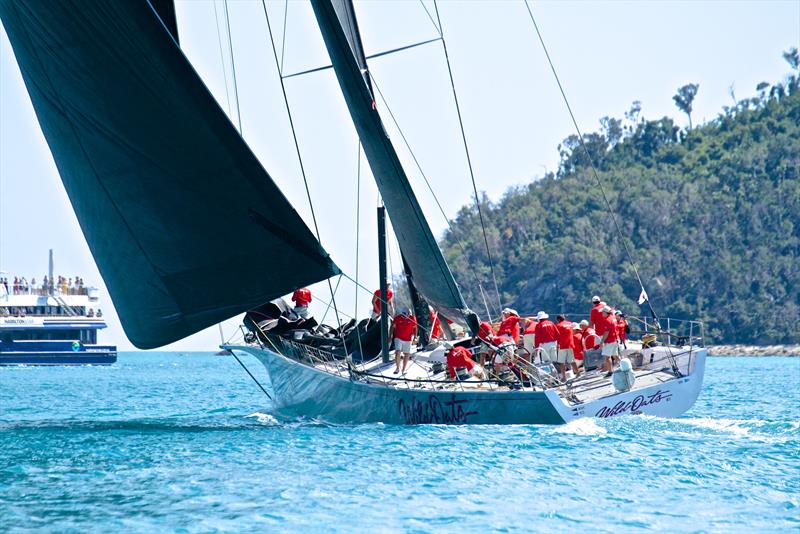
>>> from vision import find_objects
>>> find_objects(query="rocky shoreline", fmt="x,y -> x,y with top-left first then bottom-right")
707,344 -> 800,357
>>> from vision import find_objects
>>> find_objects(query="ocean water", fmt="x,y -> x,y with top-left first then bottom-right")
1,353 -> 797,533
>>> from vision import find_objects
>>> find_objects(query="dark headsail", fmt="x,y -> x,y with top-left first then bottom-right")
310,0 -> 467,314
0,0 -> 340,349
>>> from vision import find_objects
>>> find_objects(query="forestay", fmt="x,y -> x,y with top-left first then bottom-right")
0,0 -> 340,349
310,0 -> 467,314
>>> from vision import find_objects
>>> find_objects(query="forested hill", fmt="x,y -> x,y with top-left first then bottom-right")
441,51 -> 800,344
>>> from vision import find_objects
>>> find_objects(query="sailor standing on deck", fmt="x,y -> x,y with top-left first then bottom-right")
497,308 -> 520,344
589,295 -> 604,329
291,287 -> 312,319
555,314 -> 575,381
534,311 -> 558,364
596,306 -> 619,376
390,308 -> 417,375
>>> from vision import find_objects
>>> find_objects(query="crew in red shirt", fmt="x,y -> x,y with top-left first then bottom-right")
554,315 -> 576,380
291,287 -> 312,319
572,322 -> 585,366
615,310 -> 628,349
496,308 -> 521,344
429,306 -> 443,340
595,306 -> 619,374
534,312 -> 558,363
522,317 -> 537,361
371,282 -> 394,320
446,345 -> 476,379
390,309 -> 417,374
589,295 -> 604,329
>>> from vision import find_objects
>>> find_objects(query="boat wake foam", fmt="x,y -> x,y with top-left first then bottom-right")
552,418 -> 608,436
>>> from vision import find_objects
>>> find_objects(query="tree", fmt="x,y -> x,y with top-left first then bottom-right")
673,83 -> 699,130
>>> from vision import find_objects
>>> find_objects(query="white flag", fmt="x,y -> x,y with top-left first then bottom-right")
638,288 -> 648,305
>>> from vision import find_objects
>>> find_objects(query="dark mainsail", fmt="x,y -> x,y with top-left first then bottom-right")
310,0 -> 467,314
0,0 -> 340,349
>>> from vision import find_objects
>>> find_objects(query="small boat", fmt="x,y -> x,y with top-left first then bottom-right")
0,0 -> 705,421
0,251 -> 117,366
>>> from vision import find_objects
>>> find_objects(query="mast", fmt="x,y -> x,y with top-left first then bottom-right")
377,206 -> 390,363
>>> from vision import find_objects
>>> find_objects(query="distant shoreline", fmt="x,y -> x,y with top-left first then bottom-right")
707,345 -> 800,357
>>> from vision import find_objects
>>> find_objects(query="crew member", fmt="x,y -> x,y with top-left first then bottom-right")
429,305 -> 444,340
572,322 -> 585,373
596,306 -> 619,375
522,317 -> 537,361
445,343 -> 483,379
473,320 -> 495,366
291,287 -> 312,319
555,314 -> 575,381
589,295 -> 604,329
389,308 -> 417,375
371,281 -> 394,320
534,311 -> 558,363
496,308 -> 521,344
615,310 -> 629,349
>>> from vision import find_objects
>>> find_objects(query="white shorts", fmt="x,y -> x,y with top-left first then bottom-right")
555,348 -> 574,364
293,305 -> 309,319
523,333 -> 535,355
394,338 -> 412,353
538,341 -> 557,363
602,342 -> 620,357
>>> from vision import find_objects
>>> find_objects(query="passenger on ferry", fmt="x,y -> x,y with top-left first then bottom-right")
496,308 -> 520,343
589,295 -> 604,329
522,317 -> 537,358
88,308 -> 94,317
97,309 -> 103,318
555,314 -> 575,381
615,310 -> 629,349
596,306 -> 619,376
572,322 -> 585,372
444,343 -> 484,380
390,308 -> 417,375
371,281 -> 394,320
291,287 -> 312,319
534,311 -> 558,364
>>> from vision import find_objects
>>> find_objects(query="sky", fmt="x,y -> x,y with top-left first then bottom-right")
1,0 -> 798,351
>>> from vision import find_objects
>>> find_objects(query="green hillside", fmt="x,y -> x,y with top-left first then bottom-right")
441,50 -> 800,344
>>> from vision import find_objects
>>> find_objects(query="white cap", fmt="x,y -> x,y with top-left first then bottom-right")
572,322 -> 581,330
507,308 -> 518,316
614,310 -> 622,316
536,311 -> 549,320
601,306 -> 611,313
592,295 -> 601,303
579,320 -> 589,327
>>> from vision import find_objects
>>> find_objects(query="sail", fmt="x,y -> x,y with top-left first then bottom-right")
311,0 -> 467,313
0,0 -> 340,349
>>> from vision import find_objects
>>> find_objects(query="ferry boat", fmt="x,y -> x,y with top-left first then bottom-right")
0,270 -> 117,366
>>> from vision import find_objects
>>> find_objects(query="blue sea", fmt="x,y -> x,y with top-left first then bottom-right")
1,353 -> 798,533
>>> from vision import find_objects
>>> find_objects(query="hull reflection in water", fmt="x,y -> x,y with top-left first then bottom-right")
228,343 -> 706,425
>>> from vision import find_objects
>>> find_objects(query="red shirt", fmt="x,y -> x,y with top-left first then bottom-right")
477,321 -> 494,343
589,303 -> 604,329
582,327 -> 599,350
430,310 -> 443,339
573,331 -> 585,360
291,288 -> 311,307
617,318 -> 628,342
534,319 -> 558,346
556,320 -> 575,350
447,346 -> 476,378
596,314 -> 618,343
523,319 -> 537,335
372,288 -> 394,314
393,314 -> 417,342
492,334 -> 514,347
497,315 -> 520,343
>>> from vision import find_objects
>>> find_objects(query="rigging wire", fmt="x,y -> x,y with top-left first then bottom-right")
279,0 -> 289,75
260,0 -> 346,334
212,0 -> 233,118
418,0 -> 442,36
353,143 -> 365,358
521,1 -> 678,374
368,73 -> 496,319
222,0 -> 243,132
433,0 -> 503,317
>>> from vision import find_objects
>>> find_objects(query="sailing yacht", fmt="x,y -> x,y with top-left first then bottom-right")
0,0 -> 707,424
